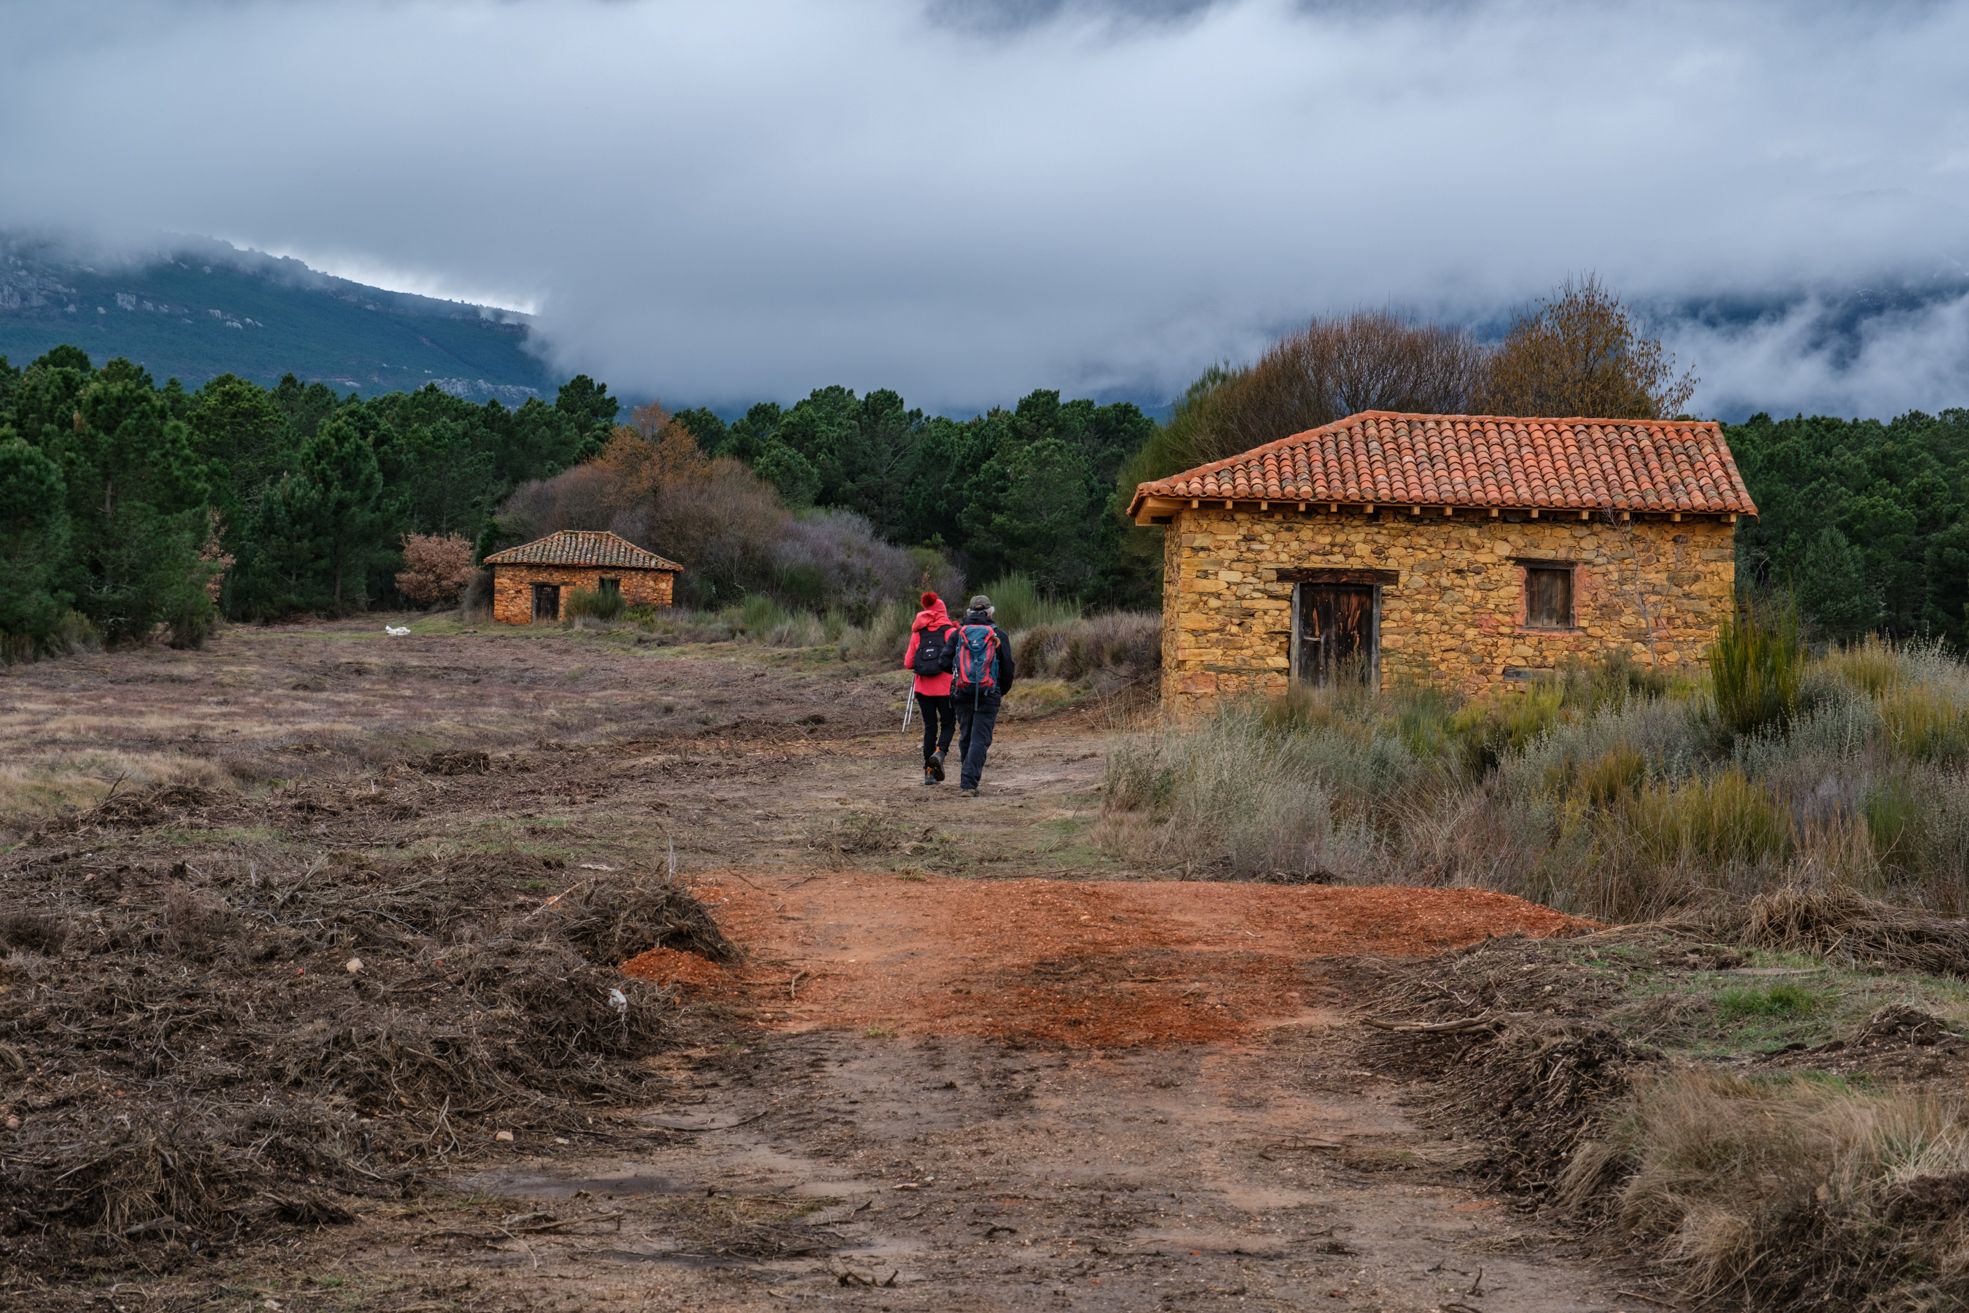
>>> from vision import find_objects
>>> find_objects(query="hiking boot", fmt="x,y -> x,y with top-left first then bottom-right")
959,785 -> 978,797
929,751 -> 946,782
922,766 -> 937,786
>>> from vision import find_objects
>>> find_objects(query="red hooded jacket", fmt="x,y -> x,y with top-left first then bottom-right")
902,593 -> 956,696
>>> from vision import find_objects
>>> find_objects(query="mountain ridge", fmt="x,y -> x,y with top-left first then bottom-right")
0,233 -> 555,401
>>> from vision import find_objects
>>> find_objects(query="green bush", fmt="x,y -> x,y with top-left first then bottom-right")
564,586 -> 626,623
1710,605 -> 1803,738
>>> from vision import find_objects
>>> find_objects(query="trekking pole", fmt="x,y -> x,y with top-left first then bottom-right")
902,687 -> 915,734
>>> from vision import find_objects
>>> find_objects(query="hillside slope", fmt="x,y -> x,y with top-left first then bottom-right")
0,234 -> 555,401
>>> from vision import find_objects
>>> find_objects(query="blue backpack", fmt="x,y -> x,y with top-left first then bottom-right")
950,624 -> 1001,701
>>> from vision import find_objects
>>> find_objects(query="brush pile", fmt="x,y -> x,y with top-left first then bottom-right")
0,790 -> 731,1275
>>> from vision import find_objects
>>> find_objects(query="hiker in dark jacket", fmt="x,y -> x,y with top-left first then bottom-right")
901,591 -> 959,786
948,594 -> 1015,796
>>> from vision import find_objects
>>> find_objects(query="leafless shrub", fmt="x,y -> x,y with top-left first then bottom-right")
393,533 -> 476,607
1161,311 -> 1488,471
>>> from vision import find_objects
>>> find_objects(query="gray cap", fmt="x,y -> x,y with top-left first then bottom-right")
967,594 -> 993,612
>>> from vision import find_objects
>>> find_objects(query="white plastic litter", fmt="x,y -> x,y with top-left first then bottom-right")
384,625 -> 411,636
608,987 -> 628,1014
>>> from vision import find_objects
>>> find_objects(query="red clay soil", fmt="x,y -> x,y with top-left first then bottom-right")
620,945 -> 728,987
639,873 -> 1588,1048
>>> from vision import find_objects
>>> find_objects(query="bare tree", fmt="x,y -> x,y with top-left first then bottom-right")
1161,311 -> 1488,471
1474,274 -> 1697,419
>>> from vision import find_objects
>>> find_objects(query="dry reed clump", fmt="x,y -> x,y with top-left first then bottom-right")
0,838 -> 728,1274
1562,1071 -> 1969,1311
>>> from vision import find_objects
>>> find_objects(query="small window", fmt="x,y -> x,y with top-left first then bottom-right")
598,577 -> 621,597
1524,564 -> 1575,629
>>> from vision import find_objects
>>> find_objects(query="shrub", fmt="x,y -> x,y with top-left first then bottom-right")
770,509 -> 926,624
394,533 -> 476,607
564,586 -> 626,623
0,609 -> 99,667
1016,612 -> 1160,687
1709,604 -> 1803,738
1449,684 -> 1564,775
980,572 -> 1080,631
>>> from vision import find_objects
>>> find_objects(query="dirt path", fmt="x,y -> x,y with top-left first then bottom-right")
417,862 -> 1652,1311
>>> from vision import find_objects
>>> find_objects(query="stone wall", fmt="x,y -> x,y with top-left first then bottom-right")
1160,507 -> 1736,707
491,565 -> 675,625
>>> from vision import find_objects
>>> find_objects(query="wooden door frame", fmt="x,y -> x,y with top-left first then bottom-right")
1289,575 -> 1385,688
531,583 -> 561,623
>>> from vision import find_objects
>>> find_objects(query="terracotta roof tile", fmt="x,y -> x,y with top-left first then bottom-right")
1132,411 -> 1756,517
482,530 -> 684,571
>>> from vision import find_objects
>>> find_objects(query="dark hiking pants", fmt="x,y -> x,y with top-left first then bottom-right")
954,696 -> 1001,790
916,692 -> 955,764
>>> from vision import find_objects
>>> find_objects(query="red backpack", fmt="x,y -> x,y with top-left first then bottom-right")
950,623 -> 1000,700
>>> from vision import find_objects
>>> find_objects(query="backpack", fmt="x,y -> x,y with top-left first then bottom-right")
950,623 -> 1001,700
912,624 -> 956,676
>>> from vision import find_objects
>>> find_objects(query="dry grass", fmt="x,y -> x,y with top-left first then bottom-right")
1707,885 -> 1969,978
1565,1072 -> 1969,1310
1366,922 -> 1969,1312
1106,638 -> 1969,921
0,752 -> 232,826
1015,612 -> 1160,691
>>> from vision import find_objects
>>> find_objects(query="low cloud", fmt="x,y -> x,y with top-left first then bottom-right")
1668,289 -> 1969,421
2,0 -> 1967,413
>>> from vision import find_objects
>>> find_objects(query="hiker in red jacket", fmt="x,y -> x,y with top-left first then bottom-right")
902,591 -> 959,786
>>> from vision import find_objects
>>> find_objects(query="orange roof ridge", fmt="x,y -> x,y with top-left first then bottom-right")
483,529 -> 685,571
1131,411 -> 1755,518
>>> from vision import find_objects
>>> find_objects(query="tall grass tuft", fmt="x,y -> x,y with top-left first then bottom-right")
980,573 -> 1080,631
1709,604 -> 1803,738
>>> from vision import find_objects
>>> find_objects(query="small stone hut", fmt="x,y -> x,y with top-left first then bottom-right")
1128,411 -> 1757,706
482,530 -> 682,625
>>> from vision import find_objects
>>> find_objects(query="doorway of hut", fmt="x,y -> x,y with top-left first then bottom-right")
1292,581 -> 1377,687
531,583 -> 561,623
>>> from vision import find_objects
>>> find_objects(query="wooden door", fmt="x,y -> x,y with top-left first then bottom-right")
531,583 -> 561,622
1294,583 -> 1376,686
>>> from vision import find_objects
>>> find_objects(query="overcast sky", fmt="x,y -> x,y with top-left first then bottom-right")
4,0 -> 1968,415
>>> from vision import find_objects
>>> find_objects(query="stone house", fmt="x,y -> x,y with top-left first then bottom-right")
1127,411 -> 1756,705
482,530 -> 682,625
